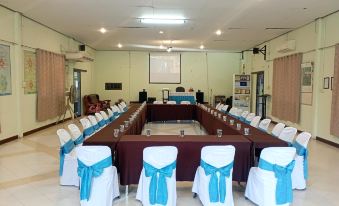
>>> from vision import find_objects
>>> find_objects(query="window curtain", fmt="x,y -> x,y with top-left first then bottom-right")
272,53 -> 302,123
330,44 -> 339,136
36,49 -> 65,122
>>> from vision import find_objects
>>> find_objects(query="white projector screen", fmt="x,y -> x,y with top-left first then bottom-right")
149,53 -> 181,84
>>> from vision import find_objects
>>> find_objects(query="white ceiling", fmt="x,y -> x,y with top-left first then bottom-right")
1,0 -> 339,51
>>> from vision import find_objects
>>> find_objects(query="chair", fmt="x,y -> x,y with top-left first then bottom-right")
245,147 -> 296,206
95,113 -> 106,128
215,102 -> 221,109
250,116 -> 262,128
291,132 -> 311,190
153,100 -> 164,104
244,113 -> 255,124
228,107 -> 237,117
77,146 -> 119,206
271,123 -> 286,137
80,118 -> 96,139
167,101 -> 177,104
83,94 -> 111,115
192,146 -> 236,206
100,111 -> 110,124
216,104 -> 224,111
118,103 -> 127,112
68,124 -> 84,146
220,105 -> 229,113
56,129 -> 79,187
176,87 -> 185,92
111,105 -> 121,117
107,108 -> 115,122
88,115 -> 101,131
234,109 -> 243,118
278,127 -> 297,145
136,146 -> 178,206
258,119 -> 272,133
180,101 -> 191,105
239,111 -> 249,122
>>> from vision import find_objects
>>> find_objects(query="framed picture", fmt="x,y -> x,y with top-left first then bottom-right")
301,63 -> 313,93
323,77 -> 330,89
331,77 -> 334,90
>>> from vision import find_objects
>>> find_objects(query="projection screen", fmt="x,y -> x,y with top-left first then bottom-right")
149,53 -> 181,84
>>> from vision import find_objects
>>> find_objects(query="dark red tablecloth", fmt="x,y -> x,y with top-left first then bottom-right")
147,104 -> 196,122
116,135 -> 251,185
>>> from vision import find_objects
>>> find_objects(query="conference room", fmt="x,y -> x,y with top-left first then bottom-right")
0,1 -> 339,206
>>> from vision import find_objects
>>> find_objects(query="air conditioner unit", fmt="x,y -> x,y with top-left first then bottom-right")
65,51 -> 94,62
276,40 -> 296,53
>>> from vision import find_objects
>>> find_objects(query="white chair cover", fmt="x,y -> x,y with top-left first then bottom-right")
250,116 -> 261,128
77,146 -> 119,206
167,101 -> 177,104
192,146 -> 235,206
245,147 -> 296,206
278,127 -> 297,144
120,101 -> 127,107
292,132 -> 311,190
107,108 -> 114,120
80,118 -> 96,138
112,105 -> 123,114
153,100 -> 164,104
68,124 -> 84,146
216,104 -> 224,111
100,111 -> 110,124
228,107 -> 237,116
220,105 -> 229,113
215,103 -> 221,109
136,146 -> 178,206
56,129 -> 79,187
88,115 -> 101,131
245,113 -> 255,124
94,113 -> 106,128
271,123 -> 285,137
180,101 -> 191,105
258,119 -> 271,132
118,103 -> 125,111
240,111 -> 249,121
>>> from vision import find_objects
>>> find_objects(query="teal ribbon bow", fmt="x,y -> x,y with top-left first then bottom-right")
258,158 -> 295,204
97,119 -> 106,127
77,156 -> 112,201
292,142 -> 308,179
59,140 -> 75,176
200,160 -> 233,203
143,161 -> 176,205
74,134 -> 84,145
83,126 -> 95,138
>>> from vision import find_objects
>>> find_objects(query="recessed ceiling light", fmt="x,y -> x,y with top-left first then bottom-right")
216,30 -> 222,36
99,28 -> 107,34
200,45 -> 205,49
159,31 -> 164,34
117,43 -> 122,48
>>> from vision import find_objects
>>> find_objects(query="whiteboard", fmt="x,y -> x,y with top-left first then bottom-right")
149,53 -> 181,84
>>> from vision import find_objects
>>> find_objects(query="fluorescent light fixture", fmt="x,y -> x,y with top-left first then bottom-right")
140,18 -> 185,24
159,31 -> 164,34
117,43 -> 122,48
216,29 -> 222,36
99,28 -> 107,33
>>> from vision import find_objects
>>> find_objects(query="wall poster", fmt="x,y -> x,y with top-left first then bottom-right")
24,50 -> 37,94
301,62 -> 313,105
0,44 -> 11,96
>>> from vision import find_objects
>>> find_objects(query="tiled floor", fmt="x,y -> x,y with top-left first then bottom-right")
0,119 -> 339,206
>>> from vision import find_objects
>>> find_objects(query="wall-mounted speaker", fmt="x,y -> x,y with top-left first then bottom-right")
253,48 -> 259,54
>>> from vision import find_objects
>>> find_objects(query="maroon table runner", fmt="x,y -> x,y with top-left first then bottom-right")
147,104 -> 196,122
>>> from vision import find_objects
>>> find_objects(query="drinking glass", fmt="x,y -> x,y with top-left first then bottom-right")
120,125 -> 124,132
146,129 -> 151,137
229,119 -> 234,125
180,130 -> 185,137
124,121 -> 129,128
236,123 -> 241,130
223,116 -> 227,122
113,129 -> 119,138
244,128 -> 250,135
217,129 -> 222,138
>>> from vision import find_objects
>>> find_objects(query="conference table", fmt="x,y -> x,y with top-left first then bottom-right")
84,103 -> 288,186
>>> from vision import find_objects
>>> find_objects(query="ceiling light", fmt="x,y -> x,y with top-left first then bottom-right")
140,18 -> 185,24
117,43 -> 122,48
216,30 -> 222,36
200,45 -> 205,49
167,47 -> 172,52
160,44 -> 165,49
159,31 -> 164,34
99,28 -> 107,33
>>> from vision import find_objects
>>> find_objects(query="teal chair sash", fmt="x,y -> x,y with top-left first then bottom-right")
74,134 -> 84,145
143,160 -> 177,205
83,126 -> 95,138
200,160 -> 233,203
258,158 -> 295,204
97,119 -> 106,127
59,140 -> 75,176
292,142 -> 308,179
77,156 -> 112,201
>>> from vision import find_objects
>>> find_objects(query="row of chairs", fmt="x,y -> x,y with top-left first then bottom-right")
154,100 -> 191,105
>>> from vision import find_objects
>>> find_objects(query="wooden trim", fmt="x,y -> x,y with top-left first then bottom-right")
74,68 -> 87,72
316,136 -> 339,148
0,135 -> 18,145
23,117 -> 72,137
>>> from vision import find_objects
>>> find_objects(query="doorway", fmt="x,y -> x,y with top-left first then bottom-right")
256,72 -> 265,118
73,69 -> 82,117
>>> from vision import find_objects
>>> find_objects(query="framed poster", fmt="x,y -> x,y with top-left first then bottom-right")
324,77 -> 330,89
301,63 -> 313,93
0,44 -> 11,96
24,50 -> 37,94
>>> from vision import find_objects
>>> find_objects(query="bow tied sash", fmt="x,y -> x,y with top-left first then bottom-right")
97,119 -> 106,127
74,134 -> 84,145
59,140 -> 75,176
77,156 -> 112,201
200,160 -> 234,203
83,126 -> 95,138
143,161 -> 176,205
259,158 -> 295,204
292,142 -> 308,179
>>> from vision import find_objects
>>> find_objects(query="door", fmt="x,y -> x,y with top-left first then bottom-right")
73,70 -> 81,117
256,72 -> 265,118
